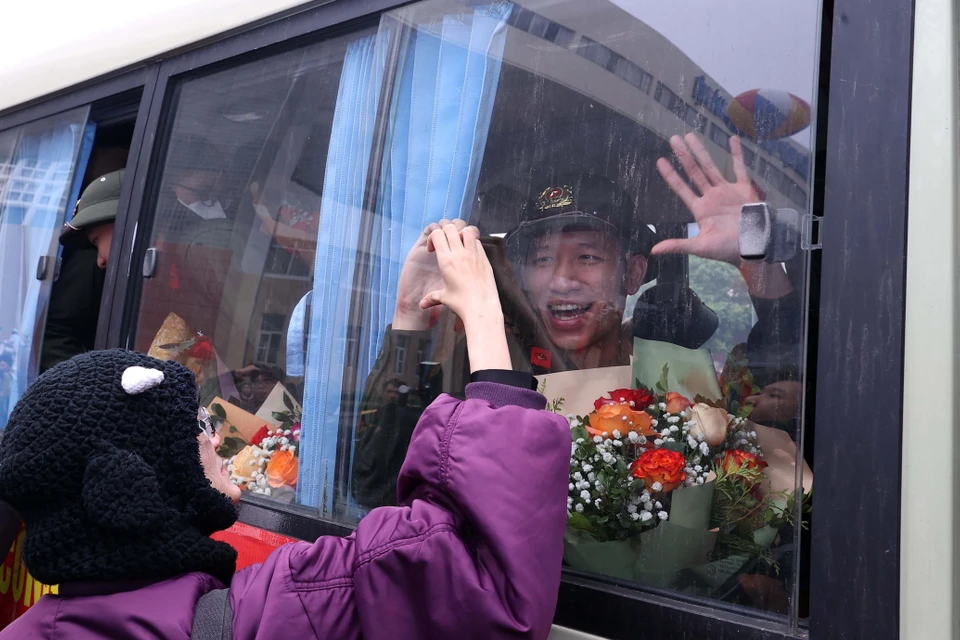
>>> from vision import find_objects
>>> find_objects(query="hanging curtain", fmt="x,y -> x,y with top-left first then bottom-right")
0,121 -> 93,422
296,34 -> 387,508
363,3 -> 512,375
296,3 -> 511,511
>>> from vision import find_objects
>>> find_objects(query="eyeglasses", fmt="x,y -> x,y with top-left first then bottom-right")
197,407 -> 221,439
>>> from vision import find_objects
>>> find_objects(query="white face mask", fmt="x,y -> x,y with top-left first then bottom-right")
179,198 -> 226,220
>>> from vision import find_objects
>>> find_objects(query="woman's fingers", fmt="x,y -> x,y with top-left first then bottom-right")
419,289 -> 444,309
426,219 -> 467,252
429,226 -> 451,256
442,222 -> 464,254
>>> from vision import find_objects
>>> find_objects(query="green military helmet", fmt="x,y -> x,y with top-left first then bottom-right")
60,169 -> 125,247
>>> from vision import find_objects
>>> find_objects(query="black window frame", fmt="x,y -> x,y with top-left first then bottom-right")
0,0 -> 910,637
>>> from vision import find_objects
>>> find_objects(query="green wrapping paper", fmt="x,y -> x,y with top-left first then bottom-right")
563,482 -> 718,587
564,522 -> 718,588
633,338 -> 722,401
688,526 -> 779,591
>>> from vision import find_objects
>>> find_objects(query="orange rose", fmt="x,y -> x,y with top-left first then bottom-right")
630,448 -> 687,492
587,403 -> 656,438
721,450 -> 768,484
266,449 -> 299,488
665,392 -> 691,414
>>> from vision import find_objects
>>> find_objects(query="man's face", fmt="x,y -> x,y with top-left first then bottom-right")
382,384 -> 400,405
173,169 -> 222,205
521,229 -> 643,353
745,380 -> 802,425
87,222 -> 115,269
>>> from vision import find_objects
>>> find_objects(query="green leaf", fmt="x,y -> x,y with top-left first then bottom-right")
216,436 -> 247,458
211,403 -> 227,419
656,364 -> 670,394
567,512 -> 594,532
597,471 -> 609,489
229,425 -> 238,433
272,411 -> 288,422
616,457 -> 629,477
571,425 -> 590,444
282,392 -> 295,411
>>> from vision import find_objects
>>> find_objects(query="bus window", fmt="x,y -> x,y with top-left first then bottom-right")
343,0 -> 817,619
0,107 -> 94,427
132,26 -> 377,507
39,119 -> 137,375
129,0 -> 818,621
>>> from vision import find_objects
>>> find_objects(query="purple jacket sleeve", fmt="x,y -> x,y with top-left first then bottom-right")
229,382 -> 571,640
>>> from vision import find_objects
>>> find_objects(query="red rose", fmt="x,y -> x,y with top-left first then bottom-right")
721,449 -> 768,479
665,392 -> 691,414
185,336 -> 215,361
630,448 -> 687,492
594,388 -> 654,411
249,425 -> 270,447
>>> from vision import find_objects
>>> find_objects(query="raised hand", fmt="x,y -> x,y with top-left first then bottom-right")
419,223 -> 510,372
393,219 -> 468,331
653,133 -> 759,266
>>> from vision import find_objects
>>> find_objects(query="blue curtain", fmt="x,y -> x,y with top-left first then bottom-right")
363,4 -> 512,375
0,120 -> 92,422
296,34 -> 387,508
296,4 -> 511,512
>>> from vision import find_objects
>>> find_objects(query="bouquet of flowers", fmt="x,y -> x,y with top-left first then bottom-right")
219,392 -> 302,500
148,317 -> 222,405
560,365 -> 798,591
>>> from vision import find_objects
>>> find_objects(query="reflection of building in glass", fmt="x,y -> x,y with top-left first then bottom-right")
256,313 -> 286,365
0,160 -> 73,221
481,1 -> 811,213
0,159 -> 74,365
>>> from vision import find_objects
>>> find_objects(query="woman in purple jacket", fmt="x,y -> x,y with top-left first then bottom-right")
0,223 -> 571,640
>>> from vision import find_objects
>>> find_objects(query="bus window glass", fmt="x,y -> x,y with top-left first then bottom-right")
0,108 -> 93,428
133,0 -> 818,619
133,28 -> 376,508
344,0 -> 818,618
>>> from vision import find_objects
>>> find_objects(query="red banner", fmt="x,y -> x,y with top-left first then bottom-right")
0,521 -> 294,629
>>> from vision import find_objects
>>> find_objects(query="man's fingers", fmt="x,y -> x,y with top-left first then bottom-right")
669,135 -> 711,193
656,157 -> 699,212
729,136 -> 750,184
684,133 -> 725,186
650,237 -> 699,257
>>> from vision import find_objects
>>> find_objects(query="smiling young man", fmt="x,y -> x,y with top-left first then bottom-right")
506,175 -> 656,370
355,135 -> 802,509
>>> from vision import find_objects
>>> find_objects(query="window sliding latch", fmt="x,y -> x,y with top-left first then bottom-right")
35,255 -> 51,280
801,212 -> 823,251
142,248 -> 158,279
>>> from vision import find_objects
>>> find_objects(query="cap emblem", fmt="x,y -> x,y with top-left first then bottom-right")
536,185 -> 574,211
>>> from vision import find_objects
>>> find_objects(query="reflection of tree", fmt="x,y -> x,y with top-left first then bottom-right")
688,256 -> 753,359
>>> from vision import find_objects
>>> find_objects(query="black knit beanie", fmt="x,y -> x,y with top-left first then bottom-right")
0,349 -> 238,585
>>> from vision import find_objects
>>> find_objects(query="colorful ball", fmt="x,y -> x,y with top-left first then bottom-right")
727,89 -> 811,140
